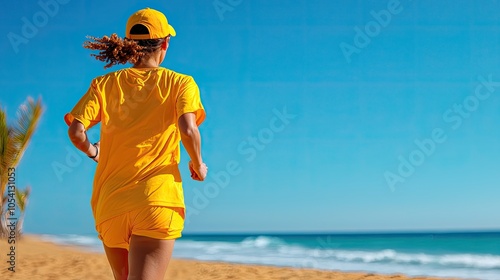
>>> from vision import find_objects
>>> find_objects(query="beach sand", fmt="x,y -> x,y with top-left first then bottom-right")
0,235 -> 458,280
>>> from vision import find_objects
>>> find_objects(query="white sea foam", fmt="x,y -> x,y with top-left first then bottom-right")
173,236 -> 500,279
39,234 -> 500,280
39,234 -> 103,252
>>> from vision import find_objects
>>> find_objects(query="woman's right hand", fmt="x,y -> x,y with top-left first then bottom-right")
92,141 -> 100,163
189,161 -> 207,181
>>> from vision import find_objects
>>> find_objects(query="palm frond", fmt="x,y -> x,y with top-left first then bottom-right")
0,108 -> 8,165
0,109 -> 9,195
0,97 -> 43,209
0,108 -> 17,202
9,97 -> 44,168
15,186 -> 31,213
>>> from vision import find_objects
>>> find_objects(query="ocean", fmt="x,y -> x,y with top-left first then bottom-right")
39,232 -> 500,280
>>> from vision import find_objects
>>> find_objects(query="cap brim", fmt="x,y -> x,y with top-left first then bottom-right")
169,25 -> 176,37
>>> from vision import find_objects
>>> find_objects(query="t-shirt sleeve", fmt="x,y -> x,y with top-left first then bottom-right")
64,80 -> 101,129
176,76 -> 206,126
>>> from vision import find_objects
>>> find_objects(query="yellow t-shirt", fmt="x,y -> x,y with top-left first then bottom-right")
64,67 -> 205,225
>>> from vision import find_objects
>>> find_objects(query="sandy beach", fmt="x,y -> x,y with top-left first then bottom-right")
0,235 -> 458,280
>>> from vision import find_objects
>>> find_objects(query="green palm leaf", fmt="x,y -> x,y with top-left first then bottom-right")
9,97 -> 43,168
0,97 -> 43,198
0,109 -> 8,165
15,186 -> 31,213
0,109 -> 9,190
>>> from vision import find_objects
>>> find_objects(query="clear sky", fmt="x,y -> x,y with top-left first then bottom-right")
1,0 -> 500,235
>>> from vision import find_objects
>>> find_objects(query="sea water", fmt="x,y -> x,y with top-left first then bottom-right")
40,232 -> 500,280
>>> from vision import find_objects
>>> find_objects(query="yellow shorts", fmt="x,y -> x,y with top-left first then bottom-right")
96,206 -> 185,250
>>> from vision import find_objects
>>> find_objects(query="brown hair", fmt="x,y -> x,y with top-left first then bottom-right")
83,33 -> 166,68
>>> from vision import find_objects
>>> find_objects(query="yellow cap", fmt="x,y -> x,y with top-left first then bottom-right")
126,8 -> 176,39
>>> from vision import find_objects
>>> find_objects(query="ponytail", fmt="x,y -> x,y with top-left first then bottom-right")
84,33 -> 166,68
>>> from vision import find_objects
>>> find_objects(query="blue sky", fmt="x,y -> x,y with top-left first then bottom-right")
1,0 -> 500,235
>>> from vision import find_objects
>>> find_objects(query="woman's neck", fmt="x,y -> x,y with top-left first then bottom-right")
133,53 -> 160,68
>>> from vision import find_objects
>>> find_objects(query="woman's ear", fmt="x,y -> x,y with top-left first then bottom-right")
162,38 -> 169,50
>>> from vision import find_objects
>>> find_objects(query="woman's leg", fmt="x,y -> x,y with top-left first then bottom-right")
127,235 -> 175,280
103,244 -> 129,280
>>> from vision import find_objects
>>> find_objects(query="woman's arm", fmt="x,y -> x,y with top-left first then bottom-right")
178,112 -> 207,181
68,120 -> 100,162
